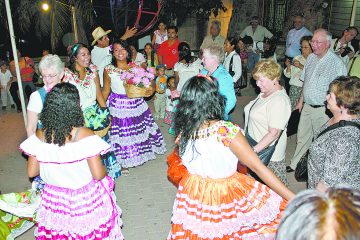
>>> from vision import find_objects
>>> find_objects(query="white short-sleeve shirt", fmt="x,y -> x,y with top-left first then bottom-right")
244,89 -> 291,162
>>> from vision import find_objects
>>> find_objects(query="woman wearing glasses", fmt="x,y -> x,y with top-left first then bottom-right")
284,36 -> 312,111
26,54 -> 65,137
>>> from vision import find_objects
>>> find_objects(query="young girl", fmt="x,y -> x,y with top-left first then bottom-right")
153,65 -> 167,119
167,75 -> 294,239
143,43 -> 158,71
20,83 -> 124,239
102,40 -> 166,176
164,76 -> 179,126
151,20 -> 168,52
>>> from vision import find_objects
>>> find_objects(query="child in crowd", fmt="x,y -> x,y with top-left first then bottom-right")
153,64 -> 167,119
0,61 -> 15,110
164,76 -> 179,126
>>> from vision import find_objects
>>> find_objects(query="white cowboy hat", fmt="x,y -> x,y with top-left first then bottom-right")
91,27 -> 112,46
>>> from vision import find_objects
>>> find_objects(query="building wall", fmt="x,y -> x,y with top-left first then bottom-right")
328,0 -> 360,38
177,0 -> 233,50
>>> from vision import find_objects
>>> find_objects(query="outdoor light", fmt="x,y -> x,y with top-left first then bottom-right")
42,2 -> 50,11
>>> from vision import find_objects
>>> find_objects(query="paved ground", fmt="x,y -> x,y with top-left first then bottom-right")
0,84 -> 306,239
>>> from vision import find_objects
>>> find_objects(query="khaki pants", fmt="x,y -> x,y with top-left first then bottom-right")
1,84 -> 15,107
153,92 -> 166,119
289,104 -> 329,169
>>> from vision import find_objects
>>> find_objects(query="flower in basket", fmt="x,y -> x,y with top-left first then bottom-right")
121,65 -> 155,98
121,66 -> 155,88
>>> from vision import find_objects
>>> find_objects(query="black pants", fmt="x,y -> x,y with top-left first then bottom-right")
9,82 -> 21,110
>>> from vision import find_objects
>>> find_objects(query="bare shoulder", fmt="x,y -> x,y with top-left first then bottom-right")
75,127 -> 95,141
35,129 -> 43,140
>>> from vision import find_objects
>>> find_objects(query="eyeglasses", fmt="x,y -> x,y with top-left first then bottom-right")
42,74 -> 58,79
310,40 -> 326,45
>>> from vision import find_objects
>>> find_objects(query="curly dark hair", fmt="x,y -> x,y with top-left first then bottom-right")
174,75 -> 225,156
40,83 -> 84,146
111,40 -> 132,66
68,42 -> 92,76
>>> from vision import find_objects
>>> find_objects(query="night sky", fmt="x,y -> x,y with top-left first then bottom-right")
0,0 -> 158,59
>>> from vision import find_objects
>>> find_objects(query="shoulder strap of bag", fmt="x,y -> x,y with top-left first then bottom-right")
245,95 -> 287,148
348,56 -> 357,75
229,54 -> 234,73
316,120 -> 360,139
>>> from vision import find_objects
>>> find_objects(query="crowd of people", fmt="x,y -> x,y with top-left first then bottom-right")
0,14 -> 359,240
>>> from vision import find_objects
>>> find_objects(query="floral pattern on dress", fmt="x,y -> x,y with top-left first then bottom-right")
308,118 -> 360,190
194,121 -> 243,147
63,64 -> 97,89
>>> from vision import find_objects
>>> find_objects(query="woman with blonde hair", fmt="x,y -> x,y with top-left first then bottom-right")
244,59 -> 291,184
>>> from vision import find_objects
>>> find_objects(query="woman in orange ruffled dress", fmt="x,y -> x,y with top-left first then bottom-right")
167,75 -> 294,240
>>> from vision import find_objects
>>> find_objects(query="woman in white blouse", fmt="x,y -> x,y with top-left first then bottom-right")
223,37 -> 242,83
284,36 -> 312,111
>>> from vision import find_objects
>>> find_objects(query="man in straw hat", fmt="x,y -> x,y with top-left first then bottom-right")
91,26 -> 137,86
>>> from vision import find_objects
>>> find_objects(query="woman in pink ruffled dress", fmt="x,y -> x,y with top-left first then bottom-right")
20,83 -> 124,239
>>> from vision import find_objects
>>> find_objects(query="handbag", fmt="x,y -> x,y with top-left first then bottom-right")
295,120 -> 360,182
245,97 -> 285,182
230,54 -> 247,90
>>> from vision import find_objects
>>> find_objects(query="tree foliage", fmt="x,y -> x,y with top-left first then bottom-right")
0,0 -> 95,51
159,0 -> 226,26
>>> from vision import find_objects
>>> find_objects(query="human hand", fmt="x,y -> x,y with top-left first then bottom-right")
295,100 -> 303,112
293,60 -> 303,69
285,58 -> 291,67
348,51 -> 355,59
121,26 -> 137,40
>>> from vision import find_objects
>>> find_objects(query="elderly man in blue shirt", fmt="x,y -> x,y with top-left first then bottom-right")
200,45 -> 236,121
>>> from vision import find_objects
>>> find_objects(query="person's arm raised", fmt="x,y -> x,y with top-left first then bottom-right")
230,132 -> 295,201
120,26 -> 137,40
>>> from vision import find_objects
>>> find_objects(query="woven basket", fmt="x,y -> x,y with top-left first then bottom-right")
124,82 -> 154,99
94,123 -> 111,138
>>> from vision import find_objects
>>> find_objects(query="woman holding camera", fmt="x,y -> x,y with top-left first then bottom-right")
284,36 -> 312,111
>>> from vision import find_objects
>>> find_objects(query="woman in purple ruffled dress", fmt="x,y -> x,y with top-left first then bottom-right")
102,40 -> 166,175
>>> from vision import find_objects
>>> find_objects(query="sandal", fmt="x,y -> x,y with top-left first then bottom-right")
121,169 -> 130,176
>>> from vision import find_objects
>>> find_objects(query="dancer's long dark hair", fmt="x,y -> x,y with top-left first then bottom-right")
174,76 -> 225,156
68,43 -> 92,76
111,40 -> 132,66
40,83 -> 84,146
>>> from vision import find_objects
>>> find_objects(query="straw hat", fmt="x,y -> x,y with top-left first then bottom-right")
91,27 -> 112,46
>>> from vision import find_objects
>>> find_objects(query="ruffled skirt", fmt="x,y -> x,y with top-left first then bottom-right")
167,163 -> 286,239
108,93 -> 166,168
35,176 -> 124,240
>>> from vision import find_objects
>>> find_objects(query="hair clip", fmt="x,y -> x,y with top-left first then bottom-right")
71,44 -> 80,57
197,74 -> 213,82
